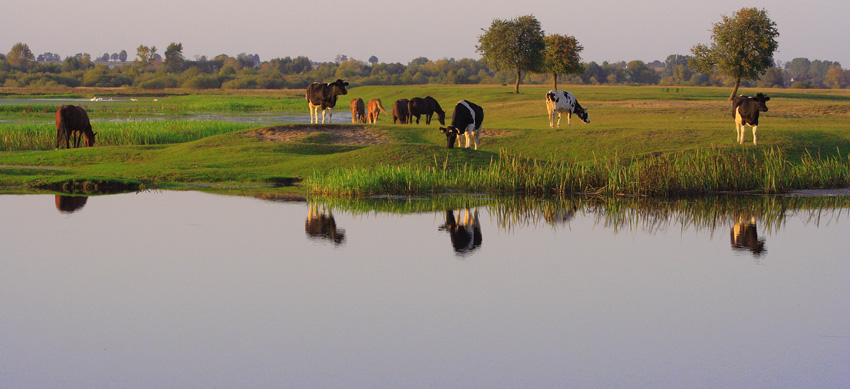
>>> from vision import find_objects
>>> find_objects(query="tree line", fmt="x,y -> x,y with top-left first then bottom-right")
2,14 -> 848,92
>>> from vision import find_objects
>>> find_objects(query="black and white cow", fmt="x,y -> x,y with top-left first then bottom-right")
305,79 -> 349,124
545,90 -> 589,127
732,93 -> 770,145
439,100 -> 484,149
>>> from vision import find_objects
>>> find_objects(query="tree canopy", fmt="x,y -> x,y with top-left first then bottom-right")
690,7 -> 779,99
543,34 -> 583,90
477,14 -> 545,93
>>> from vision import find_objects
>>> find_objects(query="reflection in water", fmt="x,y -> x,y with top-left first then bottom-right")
438,209 -> 483,256
305,202 -> 346,245
731,215 -> 767,256
54,195 -> 88,214
312,194 -> 850,260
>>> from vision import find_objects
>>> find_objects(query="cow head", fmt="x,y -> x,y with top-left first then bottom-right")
753,93 -> 770,112
440,126 -> 461,148
85,132 -> 96,147
546,91 -> 558,103
330,79 -> 349,95
575,107 -> 590,124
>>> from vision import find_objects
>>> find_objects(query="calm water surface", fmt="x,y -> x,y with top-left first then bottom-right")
1,191 -> 848,387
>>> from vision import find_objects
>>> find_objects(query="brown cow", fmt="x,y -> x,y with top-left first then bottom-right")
54,195 -> 88,214
55,105 -> 96,149
392,99 -> 410,124
731,215 -> 766,256
367,99 -> 389,124
350,98 -> 366,123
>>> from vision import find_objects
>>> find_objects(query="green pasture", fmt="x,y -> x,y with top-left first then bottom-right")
0,85 -> 848,195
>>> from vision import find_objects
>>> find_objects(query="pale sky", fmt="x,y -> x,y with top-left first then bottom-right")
4,0 -> 848,66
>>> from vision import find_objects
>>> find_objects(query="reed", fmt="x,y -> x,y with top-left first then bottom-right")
308,148 -> 850,197
0,121 -> 255,151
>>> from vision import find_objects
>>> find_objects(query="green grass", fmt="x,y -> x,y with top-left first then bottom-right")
1,85 -> 849,196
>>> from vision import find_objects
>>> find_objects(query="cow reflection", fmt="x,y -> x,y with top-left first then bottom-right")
439,209 -> 482,256
731,215 -> 766,256
54,195 -> 88,214
305,203 -> 346,245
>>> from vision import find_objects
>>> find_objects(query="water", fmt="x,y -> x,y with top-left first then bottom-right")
1,191 -> 848,387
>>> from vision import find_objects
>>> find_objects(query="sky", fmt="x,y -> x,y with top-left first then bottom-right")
4,0 -> 849,66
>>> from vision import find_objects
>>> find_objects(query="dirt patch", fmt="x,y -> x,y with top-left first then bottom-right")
247,125 -> 389,145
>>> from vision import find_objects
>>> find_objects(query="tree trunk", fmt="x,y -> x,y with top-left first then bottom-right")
552,73 -> 558,91
729,78 -> 741,100
515,70 -> 521,94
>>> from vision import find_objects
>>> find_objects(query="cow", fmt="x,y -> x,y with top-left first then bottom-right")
408,96 -> 446,125
367,98 -> 389,124
305,203 -> 346,245
732,93 -> 770,145
438,209 -> 482,256
392,98 -> 410,124
439,100 -> 484,149
350,98 -> 366,124
305,79 -> 349,124
731,215 -> 766,257
55,105 -> 96,149
545,90 -> 589,128
54,195 -> 88,214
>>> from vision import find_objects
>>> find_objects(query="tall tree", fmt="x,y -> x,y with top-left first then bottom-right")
477,14 -> 545,93
164,42 -> 185,73
690,7 -> 779,99
542,34 -> 583,90
7,42 -> 35,70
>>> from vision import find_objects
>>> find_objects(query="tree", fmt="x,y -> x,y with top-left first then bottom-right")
542,34 -> 583,90
369,55 -> 378,66
136,45 -> 153,68
477,14 -> 545,93
690,7 -> 779,99
8,42 -> 35,70
119,50 -> 128,62
164,42 -> 185,73
824,65 -> 849,89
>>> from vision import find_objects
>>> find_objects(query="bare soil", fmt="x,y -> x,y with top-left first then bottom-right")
246,125 -> 389,145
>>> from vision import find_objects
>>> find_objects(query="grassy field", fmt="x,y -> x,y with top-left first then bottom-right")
1,85 -> 848,195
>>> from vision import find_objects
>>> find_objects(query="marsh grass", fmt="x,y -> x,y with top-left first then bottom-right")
309,148 -> 850,197
0,121 -> 255,150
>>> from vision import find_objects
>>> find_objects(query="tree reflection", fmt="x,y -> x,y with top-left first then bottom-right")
54,195 -> 88,214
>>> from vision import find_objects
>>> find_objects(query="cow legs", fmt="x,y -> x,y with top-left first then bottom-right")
309,104 -> 317,124
566,112 -> 572,126
735,122 -> 744,144
752,125 -> 758,145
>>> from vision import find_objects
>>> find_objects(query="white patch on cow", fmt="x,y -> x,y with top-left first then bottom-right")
457,100 -> 480,149
546,90 -> 578,128
735,107 -> 758,145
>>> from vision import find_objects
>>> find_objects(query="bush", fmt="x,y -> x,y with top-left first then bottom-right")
182,75 -> 221,89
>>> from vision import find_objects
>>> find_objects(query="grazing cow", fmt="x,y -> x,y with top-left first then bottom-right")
54,195 -> 88,214
350,98 -> 366,123
305,203 -> 346,245
438,209 -> 482,256
392,98 -> 410,124
439,100 -> 484,149
545,90 -> 589,127
732,93 -> 770,145
731,215 -> 766,256
305,79 -> 349,124
367,98 -> 389,123
408,96 -> 446,125
55,105 -> 96,149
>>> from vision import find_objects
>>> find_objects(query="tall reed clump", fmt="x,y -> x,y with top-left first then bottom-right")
308,148 -> 850,197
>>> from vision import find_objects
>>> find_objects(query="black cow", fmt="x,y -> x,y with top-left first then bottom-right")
438,209 -> 482,256
55,105 -> 96,149
408,96 -> 446,125
732,93 -> 770,145
305,79 -> 349,124
439,100 -> 484,149
392,98 -> 410,124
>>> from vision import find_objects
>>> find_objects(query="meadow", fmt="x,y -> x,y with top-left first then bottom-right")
0,85 -> 848,196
